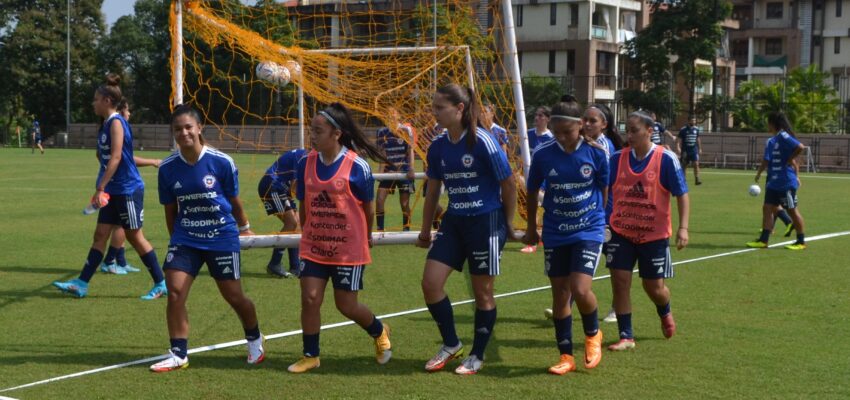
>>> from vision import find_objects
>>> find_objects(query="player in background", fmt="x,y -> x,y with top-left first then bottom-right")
677,116 -> 703,185
482,102 -> 510,154
52,74 -> 166,300
150,104 -> 264,372
649,111 -> 676,148
747,111 -> 807,250
523,101 -> 608,375
416,83 -> 518,375
581,104 -> 624,324
287,103 -> 392,373
259,147 -> 307,278
375,108 -> 416,232
520,106 -> 555,254
606,111 -> 690,351
99,100 -> 162,275
32,121 -> 44,154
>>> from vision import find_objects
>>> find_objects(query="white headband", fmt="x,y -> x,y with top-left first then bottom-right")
550,115 -> 582,122
587,106 -> 607,122
317,110 -> 342,131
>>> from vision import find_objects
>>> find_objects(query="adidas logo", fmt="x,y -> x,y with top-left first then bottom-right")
310,190 -> 336,208
625,181 -> 648,199
477,261 -> 488,269
222,266 -> 233,274
548,168 -> 559,177
476,327 -> 490,335
584,261 -> 594,269
558,339 -> 571,345
657,266 -> 664,274
340,277 -> 350,285
173,181 -> 182,189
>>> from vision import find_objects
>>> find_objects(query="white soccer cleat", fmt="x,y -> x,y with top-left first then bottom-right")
424,342 -> 464,372
454,354 -> 483,375
603,308 -> 617,323
150,350 -> 189,373
246,335 -> 265,364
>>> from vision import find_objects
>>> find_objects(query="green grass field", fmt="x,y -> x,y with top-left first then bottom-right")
1,148 -> 849,399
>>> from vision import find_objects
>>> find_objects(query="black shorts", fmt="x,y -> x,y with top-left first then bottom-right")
378,179 -> 415,194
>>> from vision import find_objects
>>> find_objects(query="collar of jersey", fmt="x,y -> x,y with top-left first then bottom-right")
318,145 -> 348,165
556,139 -> 582,153
103,112 -> 120,126
538,129 -> 552,137
446,130 -> 467,144
179,145 -> 209,165
631,143 -> 657,162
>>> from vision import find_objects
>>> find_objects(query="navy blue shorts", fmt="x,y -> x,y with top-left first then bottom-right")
163,244 -> 242,281
764,188 -> 798,209
605,231 -> 673,279
299,259 -> 365,291
682,148 -> 699,163
427,210 -> 506,276
544,241 -> 603,277
258,176 -> 296,215
378,179 -> 415,194
97,190 -> 145,230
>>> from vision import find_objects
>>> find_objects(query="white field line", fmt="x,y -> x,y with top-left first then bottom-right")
2,231 -> 848,394
700,171 -> 850,180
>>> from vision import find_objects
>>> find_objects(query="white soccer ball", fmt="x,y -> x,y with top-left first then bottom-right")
255,61 -> 290,87
544,308 -> 553,319
748,184 -> 761,197
284,60 -> 302,81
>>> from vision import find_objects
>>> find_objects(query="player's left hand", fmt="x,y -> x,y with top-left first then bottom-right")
676,227 -> 688,250
406,170 -> 416,180
239,229 -> 255,236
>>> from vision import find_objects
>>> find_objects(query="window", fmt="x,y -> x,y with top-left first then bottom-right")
765,38 -> 782,55
567,50 -> 576,74
813,36 -> 822,46
516,5 -> 523,27
549,51 -> 556,74
835,74 -> 842,90
550,3 -> 557,26
836,37 -> 841,54
518,51 -> 523,71
766,2 -> 783,19
838,0 -> 843,17
570,4 -> 579,27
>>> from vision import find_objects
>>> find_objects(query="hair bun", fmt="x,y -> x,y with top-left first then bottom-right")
105,73 -> 121,87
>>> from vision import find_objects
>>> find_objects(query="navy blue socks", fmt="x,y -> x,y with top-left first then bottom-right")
426,296 -> 459,347
79,248 -> 104,282
471,308 -> 497,359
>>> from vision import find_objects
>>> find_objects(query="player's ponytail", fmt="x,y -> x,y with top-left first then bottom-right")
436,83 -> 481,150
97,73 -> 124,108
321,103 -> 388,164
767,111 -> 796,137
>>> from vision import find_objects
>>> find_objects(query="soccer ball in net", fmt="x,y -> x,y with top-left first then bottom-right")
255,61 -> 290,87
748,184 -> 761,197
284,60 -> 302,81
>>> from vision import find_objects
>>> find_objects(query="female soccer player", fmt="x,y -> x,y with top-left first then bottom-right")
606,111 -> 690,351
259,147 -> 307,277
582,104 -> 623,324
523,102 -> 608,375
52,74 -> 165,300
375,108 -> 416,232
416,83 -> 518,375
521,106 -> 555,253
747,111 -> 807,250
150,105 -> 264,372
287,103 -> 392,374
31,121 -> 44,154
100,100 -> 161,275
482,102 -> 510,153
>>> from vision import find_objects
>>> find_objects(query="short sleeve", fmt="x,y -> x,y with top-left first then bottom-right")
350,158 -> 375,202
296,156 -> 307,201
594,149 -> 610,191
482,130 -> 512,181
526,151 -> 544,192
158,166 -> 176,205
660,152 -> 688,196
425,141 -> 443,180
220,159 -> 239,198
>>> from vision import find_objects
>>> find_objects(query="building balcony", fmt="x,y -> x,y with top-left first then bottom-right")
753,54 -> 787,67
592,25 -> 608,40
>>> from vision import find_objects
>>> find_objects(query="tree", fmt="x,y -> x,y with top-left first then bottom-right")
623,0 -> 732,118
0,0 -> 105,136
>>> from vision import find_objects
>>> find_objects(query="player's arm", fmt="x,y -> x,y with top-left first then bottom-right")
675,193 -> 690,250
787,143 -> 805,166
96,119 -> 125,193
665,129 -> 677,141
164,203 -> 178,236
134,156 -> 162,168
361,200 -> 375,248
755,157 -> 768,182
229,196 -> 254,236
523,156 -> 543,245
501,175 -> 519,241
407,130 -> 416,180
697,135 -> 702,155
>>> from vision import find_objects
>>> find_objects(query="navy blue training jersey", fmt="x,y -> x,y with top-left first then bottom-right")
490,123 -> 509,148
426,127 -> 513,216
764,131 -> 802,191
158,146 -> 241,252
528,140 -> 609,247
651,122 -> 665,145
527,128 -> 554,154
265,148 -> 308,194
97,113 -> 143,195
296,147 -> 374,203
678,125 -> 700,149
376,124 -> 413,172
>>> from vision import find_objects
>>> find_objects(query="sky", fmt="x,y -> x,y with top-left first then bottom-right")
101,0 -> 257,27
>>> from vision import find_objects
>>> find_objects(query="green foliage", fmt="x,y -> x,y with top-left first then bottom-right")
0,0 -> 105,135
620,86 -> 680,121
520,73 -> 566,118
624,0 -> 732,114
731,65 -> 840,133
412,2 -> 493,62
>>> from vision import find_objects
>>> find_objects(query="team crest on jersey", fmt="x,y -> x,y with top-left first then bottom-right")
646,170 -> 657,181
166,252 -> 174,263
203,174 -> 216,189
100,133 -> 107,144
333,178 -> 345,190
397,137 -> 405,145
580,164 -> 593,178
462,154 -> 474,168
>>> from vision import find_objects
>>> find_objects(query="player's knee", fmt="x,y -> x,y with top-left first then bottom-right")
301,291 -> 322,309
421,277 -> 442,298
